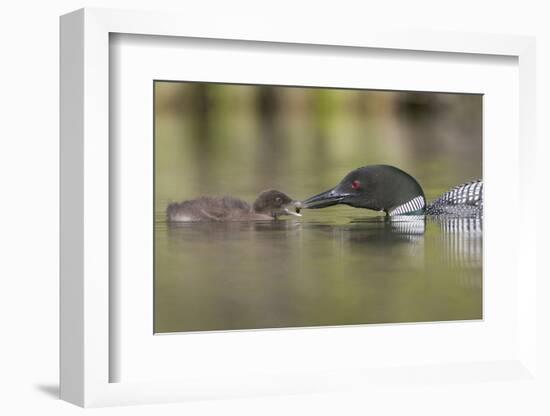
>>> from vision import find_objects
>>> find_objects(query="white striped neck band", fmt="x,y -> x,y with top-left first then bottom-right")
388,196 -> 426,216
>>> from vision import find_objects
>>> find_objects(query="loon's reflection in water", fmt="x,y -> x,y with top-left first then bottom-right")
300,215 -> 482,290
157,213 -> 482,332
429,216 -> 482,289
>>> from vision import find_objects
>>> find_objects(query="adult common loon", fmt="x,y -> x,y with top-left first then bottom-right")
167,189 -> 302,222
300,165 -> 483,217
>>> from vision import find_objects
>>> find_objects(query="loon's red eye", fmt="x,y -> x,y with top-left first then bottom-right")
351,180 -> 361,190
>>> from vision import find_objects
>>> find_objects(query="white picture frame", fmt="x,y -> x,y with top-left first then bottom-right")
60,7 -> 538,408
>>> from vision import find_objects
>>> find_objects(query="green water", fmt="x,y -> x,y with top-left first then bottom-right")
154,82 -> 482,333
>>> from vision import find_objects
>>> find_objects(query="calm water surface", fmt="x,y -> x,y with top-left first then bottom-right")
154,210 -> 482,333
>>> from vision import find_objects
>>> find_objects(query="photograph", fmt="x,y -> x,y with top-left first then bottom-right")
154,81 -> 483,333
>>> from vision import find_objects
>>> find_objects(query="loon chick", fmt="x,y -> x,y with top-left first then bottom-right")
167,189 -> 302,222
300,165 -> 482,217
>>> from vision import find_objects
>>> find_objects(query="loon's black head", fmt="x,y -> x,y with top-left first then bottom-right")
301,165 -> 426,215
253,190 -> 302,218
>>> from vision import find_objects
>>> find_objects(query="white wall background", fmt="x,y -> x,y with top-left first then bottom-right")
1,1 -> 548,415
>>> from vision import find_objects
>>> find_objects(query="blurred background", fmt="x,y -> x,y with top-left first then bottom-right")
154,81 -> 482,333
155,82 -> 482,207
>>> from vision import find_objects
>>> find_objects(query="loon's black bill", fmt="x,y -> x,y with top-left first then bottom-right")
301,189 -> 350,209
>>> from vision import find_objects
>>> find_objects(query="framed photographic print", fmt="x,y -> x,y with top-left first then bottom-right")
60,8 -> 538,408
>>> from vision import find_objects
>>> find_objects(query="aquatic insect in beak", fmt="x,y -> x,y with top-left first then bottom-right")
284,200 -> 302,217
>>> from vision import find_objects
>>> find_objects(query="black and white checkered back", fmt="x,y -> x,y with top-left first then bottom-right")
426,180 -> 483,216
